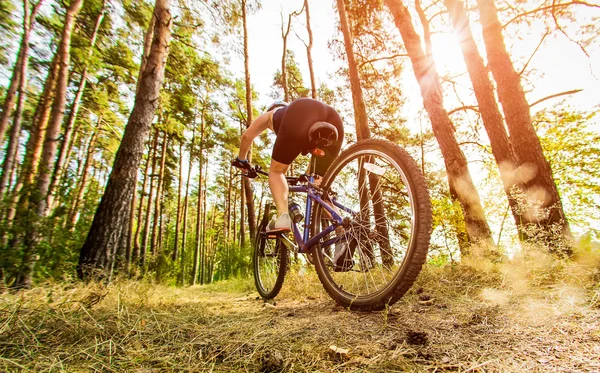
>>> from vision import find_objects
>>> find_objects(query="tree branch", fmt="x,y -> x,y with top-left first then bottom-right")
529,89 -> 583,107
448,105 -> 479,115
503,1 -> 600,28
518,31 -> 550,76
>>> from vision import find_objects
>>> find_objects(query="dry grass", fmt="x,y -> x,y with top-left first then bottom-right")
1,249 -> 599,372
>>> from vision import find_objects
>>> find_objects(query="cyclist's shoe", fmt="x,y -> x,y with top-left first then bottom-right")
333,239 -> 354,272
267,213 -> 292,233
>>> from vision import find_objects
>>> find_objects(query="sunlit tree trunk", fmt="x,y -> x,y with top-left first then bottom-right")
200,164 -> 208,284
15,0 -> 83,288
192,114 -> 205,285
141,128 -> 159,266
77,0 -> 173,280
172,141 -> 183,261
46,3 -> 106,211
133,140 -> 153,261
151,131 -> 167,255
384,0 -> 494,250
241,0 -> 256,241
475,0 -> 571,245
0,0 -> 43,145
444,0 -> 523,238
0,0 -> 43,199
304,0 -> 316,99
179,129 -> 195,286
67,117 -> 102,229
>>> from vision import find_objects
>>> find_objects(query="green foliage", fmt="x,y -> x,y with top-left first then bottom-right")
533,109 -> 600,232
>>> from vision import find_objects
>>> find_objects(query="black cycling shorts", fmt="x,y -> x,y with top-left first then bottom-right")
271,98 -> 344,176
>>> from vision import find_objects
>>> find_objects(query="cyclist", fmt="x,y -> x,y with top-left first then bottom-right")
232,98 -> 344,232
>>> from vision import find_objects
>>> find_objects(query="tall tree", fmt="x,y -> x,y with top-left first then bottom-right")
335,0 -> 370,142
77,0 -> 173,279
46,0 -> 107,211
303,0 -> 317,99
241,0 -> 256,241
384,0 -> 494,249
14,0 -> 84,288
0,0 -> 44,198
475,0 -> 571,246
443,0 -> 524,234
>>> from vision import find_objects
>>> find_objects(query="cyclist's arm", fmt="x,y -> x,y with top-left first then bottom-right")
238,111 -> 272,160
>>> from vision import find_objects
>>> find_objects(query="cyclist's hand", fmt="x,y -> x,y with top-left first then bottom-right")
232,157 -> 258,178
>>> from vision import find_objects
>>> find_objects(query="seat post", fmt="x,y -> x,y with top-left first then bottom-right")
308,154 -> 317,176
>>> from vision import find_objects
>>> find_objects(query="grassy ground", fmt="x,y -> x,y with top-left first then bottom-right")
1,249 -> 599,372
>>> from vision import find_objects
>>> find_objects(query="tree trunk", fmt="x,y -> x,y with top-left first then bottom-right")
0,0 -> 42,145
77,0 -> 172,280
200,163 -> 208,285
46,3 -> 106,211
192,114 -> 205,285
475,0 -> 571,245
0,0 -> 43,198
179,129 -> 196,286
172,141 -> 183,261
67,117 -> 102,229
241,0 -> 256,241
281,12 -> 292,101
151,131 -> 167,255
0,55 -> 27,199
141,128 -> 159,266
335,0 -> 370,141
384,0 -> 494,250
15,0 -> 84,288
304,0 -> 317,99
133,138 -> 153,261
33,0 -> 84,218
225,165 -> 233,243
443,0 -> 523,237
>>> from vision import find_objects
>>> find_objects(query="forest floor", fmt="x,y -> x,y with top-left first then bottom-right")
1,249 -> 600,372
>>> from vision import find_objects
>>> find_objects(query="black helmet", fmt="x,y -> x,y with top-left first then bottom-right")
308,121 -> 338,148
267,100 -> 289,112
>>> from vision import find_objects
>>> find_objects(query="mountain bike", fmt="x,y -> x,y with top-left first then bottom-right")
247,139 -> 432,311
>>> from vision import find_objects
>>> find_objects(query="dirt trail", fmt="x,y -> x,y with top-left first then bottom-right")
1,265 -> 599,372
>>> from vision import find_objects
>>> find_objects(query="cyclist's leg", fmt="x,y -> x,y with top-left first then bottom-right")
268,160 -> 292,230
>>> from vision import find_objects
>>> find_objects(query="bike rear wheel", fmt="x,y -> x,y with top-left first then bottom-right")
311,139 -> 432,311
253,222 -> 288,299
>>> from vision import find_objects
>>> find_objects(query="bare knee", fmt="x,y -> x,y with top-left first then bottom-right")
269,159 -> 289,174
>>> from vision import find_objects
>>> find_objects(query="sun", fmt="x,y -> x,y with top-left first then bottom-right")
430,32 -> 468,75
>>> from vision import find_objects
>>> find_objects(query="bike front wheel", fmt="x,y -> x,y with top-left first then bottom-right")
253,223 -> 288,299
311,139 -> 432,311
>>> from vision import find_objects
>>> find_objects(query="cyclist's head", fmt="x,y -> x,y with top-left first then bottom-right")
267,100 -> 289,112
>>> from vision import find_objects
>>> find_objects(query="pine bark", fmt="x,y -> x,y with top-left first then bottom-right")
141,128 -> 159,266
77,0 -> 172,279
335,0 -> 370,141
241,0 -> 256,241
443,0 -> 523,234
133,139 -> 153,261
14,0 -> 83,288
179,135 -> 194,286
191,115 -> 205,285
67,117 -> 101,229
46,3 -> 106,211
151,131 -> 167,255
0,0 -> 42,145
172,141 -> 183,261
475,0 -> 571,243
304,0 -> 317,99
384,0 -> 494,248
0,0 -> 43,198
